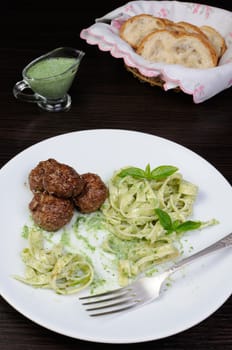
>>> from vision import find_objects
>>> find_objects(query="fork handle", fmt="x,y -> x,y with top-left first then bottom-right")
170,232 -> 232,274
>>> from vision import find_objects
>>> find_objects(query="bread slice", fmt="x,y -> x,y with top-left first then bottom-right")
119,14 -> 169,49
170,21 -> 218,60
200,25 -> 227,58
137,29 -> 218,68
177,21 -> 206,36
164,23 -> 188,34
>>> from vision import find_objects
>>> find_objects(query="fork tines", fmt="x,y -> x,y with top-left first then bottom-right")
79,286 -> 141,317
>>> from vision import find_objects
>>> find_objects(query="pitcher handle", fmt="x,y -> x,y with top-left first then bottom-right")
13,80 -> 43,103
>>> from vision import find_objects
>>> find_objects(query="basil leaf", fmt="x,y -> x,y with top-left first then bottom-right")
118,164 -> 178,181
165,229 -> 174,236
145,164 -> 151,177
155,208 -> 173,231
175,221 -> 202,233
150,165 -> 178,180
172,220 -> 181,230
118,167 -> 146,179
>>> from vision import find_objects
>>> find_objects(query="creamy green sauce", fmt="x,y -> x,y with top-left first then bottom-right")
26,57 -> 78,99
74,212 -> 105,232
90,277 -> 107,294
27,58 -> 76,79
102,233 -> 137,260
60,230 -> 72,247
74,232 -> 96,252
21,225 -> 30,239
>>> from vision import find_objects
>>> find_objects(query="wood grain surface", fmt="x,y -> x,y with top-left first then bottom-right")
0,1 -> 231,348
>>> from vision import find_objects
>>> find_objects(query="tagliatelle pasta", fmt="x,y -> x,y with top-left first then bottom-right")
15,228 -> 94,294
101,166 -> 215,285
101,168 -> 198,241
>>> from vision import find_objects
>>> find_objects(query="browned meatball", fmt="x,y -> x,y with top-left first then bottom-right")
29,159 -> 84,198
28,160 -> 46,193
29,192 -> 74,231
73,173 -> 108,213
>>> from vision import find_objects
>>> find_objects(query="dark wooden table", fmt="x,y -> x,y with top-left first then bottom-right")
0,0 -> 231,348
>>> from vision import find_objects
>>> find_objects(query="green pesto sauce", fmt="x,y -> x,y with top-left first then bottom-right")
102,233 -> 138,261
145,267 -> 159,277
74,212 -> 106,232
21,225 -> 30,239
73,232 -> 96,253
90,277 -> 107,294
60,230 -> 72,247
26,57 -> 78,99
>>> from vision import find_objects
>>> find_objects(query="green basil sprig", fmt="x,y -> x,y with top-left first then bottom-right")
118,164 -> 178,181
155,208 -> 202,235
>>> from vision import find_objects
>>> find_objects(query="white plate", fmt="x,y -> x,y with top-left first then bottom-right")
0,129 -> 231,343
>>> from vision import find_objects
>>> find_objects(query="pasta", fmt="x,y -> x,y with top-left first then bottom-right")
102,167 -> 198,241
15,228 -> 94,294
101,165 -> 214,285
16,164 -> 217,293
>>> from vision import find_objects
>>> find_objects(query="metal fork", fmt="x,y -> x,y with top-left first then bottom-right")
79,232 -> 232,316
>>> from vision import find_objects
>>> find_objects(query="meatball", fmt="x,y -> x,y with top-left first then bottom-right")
28,160 -> 46,193
73,173 -> 108,213
29,192 -> 74,231
29,158 -> 84,198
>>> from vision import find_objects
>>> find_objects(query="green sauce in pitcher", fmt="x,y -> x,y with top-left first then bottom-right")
26,57 -> 78,99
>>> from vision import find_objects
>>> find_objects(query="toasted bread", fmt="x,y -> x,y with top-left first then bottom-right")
119,14 -> 169,49
137,29 -> 218,68
172,21 -> 218,60
119,14 -> 225,68
200,25 -> 227,58
177,21 -> 206,36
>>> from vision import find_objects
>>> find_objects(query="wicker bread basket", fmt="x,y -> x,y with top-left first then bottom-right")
125,65 -> 180,91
